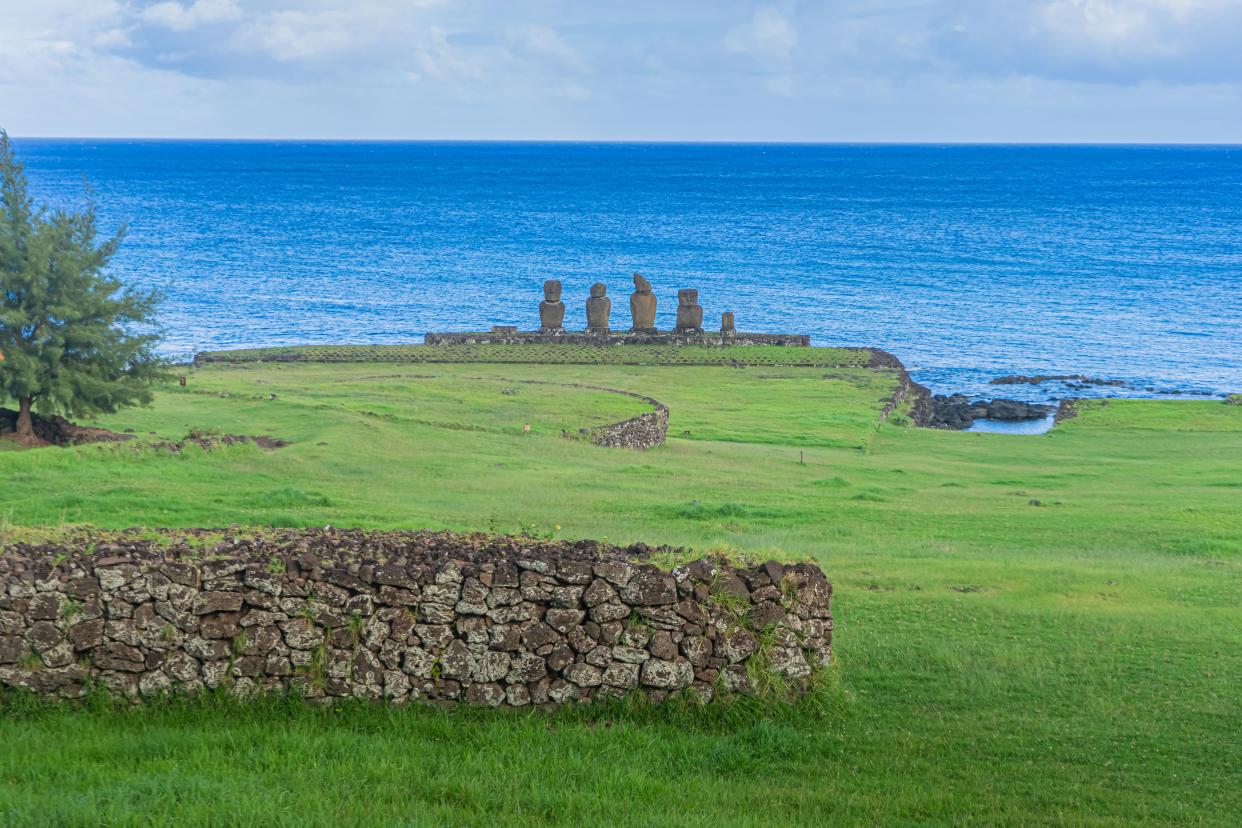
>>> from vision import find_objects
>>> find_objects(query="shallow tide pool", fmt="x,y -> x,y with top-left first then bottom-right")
967,415 -> 1057,435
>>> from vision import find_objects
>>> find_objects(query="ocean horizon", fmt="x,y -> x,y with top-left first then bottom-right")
14,138 -> 1241,401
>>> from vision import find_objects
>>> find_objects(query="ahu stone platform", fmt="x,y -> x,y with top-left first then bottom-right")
0,529 -> 833,707
424,329 -> 810,347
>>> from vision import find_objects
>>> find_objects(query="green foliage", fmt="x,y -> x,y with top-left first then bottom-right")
0,131 -> 167,436
707,582 -> 751,618
745,631 -> 794,700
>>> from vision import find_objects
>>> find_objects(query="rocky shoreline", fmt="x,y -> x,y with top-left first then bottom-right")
919,395 -> 1057,431
990,374 -> 1129,390
867,353 -> 1059,432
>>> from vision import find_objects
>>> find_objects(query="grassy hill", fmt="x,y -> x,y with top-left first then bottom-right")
2,352 -> 1240,826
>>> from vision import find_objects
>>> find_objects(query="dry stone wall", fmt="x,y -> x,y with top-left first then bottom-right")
0,530 -> 832,706
582,406 -> 669,450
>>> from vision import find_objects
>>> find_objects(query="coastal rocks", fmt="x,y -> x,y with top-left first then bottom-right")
586,283 -> 611,334
925,395 -> 1056,430
920,395 -> 976,430
1227,394 -> 1241,406
983,399 -> 1056,421
539,280 -> 566,332
0,528 -> 832,708
991,374 -> 1130,390
629,274 -> 657,332
675,289 -> 704,333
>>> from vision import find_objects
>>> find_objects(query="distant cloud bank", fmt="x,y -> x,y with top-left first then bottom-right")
1,0 -> 1240,140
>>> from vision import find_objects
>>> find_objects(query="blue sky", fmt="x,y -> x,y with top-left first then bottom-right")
2,0 -> 1241,141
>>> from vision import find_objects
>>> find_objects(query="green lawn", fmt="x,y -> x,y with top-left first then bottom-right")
2,355 -> 1240,826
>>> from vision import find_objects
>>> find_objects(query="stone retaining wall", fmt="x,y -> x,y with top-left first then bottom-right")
424,330 -> 810,347
581,406 -> 669,450
0,530 -> 832,706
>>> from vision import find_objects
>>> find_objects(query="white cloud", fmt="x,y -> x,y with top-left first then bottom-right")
408,25 -> 488,83
930,0 -> 1242,83
725,6 -> 798,62
140,0 -> 242,32
508,24 -> 588,74
1,0 -> 1241,140
1036,0 -> 1194,57
239,9 -> 358,62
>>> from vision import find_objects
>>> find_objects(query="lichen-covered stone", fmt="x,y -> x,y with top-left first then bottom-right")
564,662 -> 603,687
620,572 -> 676,606
465,681 -> 506,707
602,661 -> 640,688
506,652 -> 547,683
193,592 -> 243,614
681,635 -> 712,667
721,628 -> 759,663
640,658 -> 694,690
402,646 -> 436,679
545,608 -> 585,633
768,644 -> 811,679
588,601 -> 629,623
471,650 -> 512,683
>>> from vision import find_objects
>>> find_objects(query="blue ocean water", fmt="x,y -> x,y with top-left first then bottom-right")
13,140 -> 1242,400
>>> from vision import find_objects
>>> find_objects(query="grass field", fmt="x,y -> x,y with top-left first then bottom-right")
2,353 -> 1240,826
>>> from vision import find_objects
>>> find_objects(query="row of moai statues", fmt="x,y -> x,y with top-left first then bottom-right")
538,274 -> 736,335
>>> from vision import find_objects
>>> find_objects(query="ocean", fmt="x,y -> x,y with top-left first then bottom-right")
13,139 -> 1242,400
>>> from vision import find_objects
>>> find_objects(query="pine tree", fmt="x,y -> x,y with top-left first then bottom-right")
0,130 -> 167,444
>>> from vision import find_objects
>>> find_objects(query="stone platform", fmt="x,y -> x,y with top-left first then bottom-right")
424,329 -> 810,347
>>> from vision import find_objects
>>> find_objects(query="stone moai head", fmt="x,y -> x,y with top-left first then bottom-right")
539,279 -> 566,331
675,288 -> 703,332
586,282 -> 611,332
721,311 -> 735,333
630,273 -> 657,332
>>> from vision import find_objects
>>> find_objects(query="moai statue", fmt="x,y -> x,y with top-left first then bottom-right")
721,311 -> 736,337
539,280 -> 565,332
586,283 -> 611,333
630,273 -> 658,332
675,289 -> 704,333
